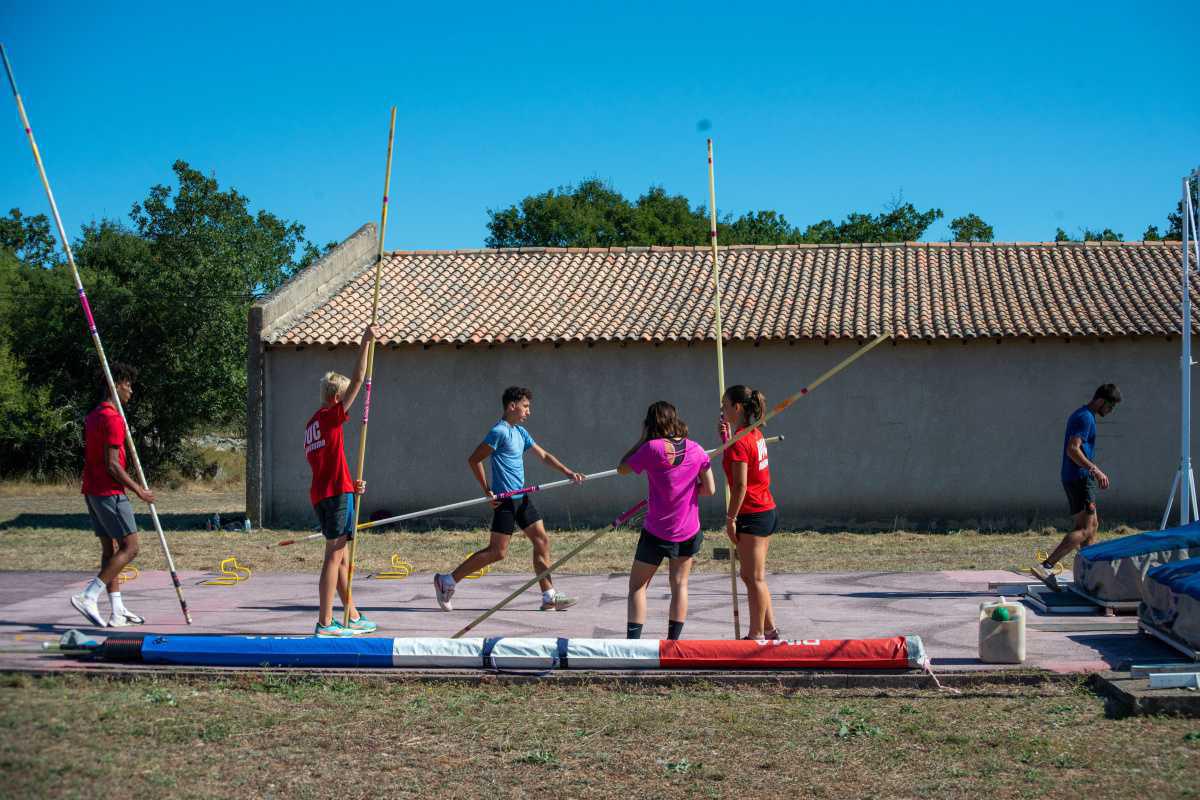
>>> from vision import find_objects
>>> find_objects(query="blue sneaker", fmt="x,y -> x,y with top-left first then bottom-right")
345,614 -> 377,634
314,620 -> 355,637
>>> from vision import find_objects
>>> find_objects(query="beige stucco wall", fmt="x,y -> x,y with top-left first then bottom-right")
254,337 -> 1193,530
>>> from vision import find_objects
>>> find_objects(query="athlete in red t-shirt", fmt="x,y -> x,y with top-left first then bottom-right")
71,363 -> 157,628
720,385 -> 780,641
306,324 -> 378,637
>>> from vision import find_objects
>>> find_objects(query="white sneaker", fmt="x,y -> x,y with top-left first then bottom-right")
107,610 -> 146,627
433,573 -> 455,611
70,593 -> 106,627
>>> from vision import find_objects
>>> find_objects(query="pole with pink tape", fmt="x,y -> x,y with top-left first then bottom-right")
1,44 -> 191,623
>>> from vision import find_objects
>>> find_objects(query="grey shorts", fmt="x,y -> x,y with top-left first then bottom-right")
85,494 -> 137,540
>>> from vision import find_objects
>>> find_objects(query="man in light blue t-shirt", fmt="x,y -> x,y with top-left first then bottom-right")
1032,383 -> 1121,591
434,386 -> 585,612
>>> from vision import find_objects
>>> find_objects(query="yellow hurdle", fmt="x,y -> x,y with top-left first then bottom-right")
464,551 -> 491,580
370,554 -> 414,580
200,557 -> 252,586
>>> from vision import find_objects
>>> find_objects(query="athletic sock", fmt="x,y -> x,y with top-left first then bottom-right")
108,591 -> 126,615
84,578 -> 103,602
667,620 -> 684,640
626,622 -> 643,640
542,589 -> 556,604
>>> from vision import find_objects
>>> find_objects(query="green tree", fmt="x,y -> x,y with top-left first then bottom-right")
487,179 -> 943,246
949,213 -> 994,242
0,208 -> 59,268
1054,227 -> 1124,242
0,161 -> 321,478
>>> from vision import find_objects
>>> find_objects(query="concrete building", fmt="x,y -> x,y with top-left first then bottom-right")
247,224 -> 1197,530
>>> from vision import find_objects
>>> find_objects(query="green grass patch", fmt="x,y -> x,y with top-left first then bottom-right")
1,674 -> 1196,799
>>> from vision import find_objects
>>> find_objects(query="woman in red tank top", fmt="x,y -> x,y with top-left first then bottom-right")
720,385 -> 780,640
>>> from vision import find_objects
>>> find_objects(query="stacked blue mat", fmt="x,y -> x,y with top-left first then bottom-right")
1073,522 -> 1200,601
1140,558 -> 1200,651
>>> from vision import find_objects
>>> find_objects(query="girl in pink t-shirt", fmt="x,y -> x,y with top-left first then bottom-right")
618,401 -> 716,640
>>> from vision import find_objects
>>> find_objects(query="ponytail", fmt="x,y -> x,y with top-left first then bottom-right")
724,385 -> 765,428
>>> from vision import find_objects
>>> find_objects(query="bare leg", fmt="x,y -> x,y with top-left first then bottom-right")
1045,506 -> 1096,567
336,550 -> 359,621
98,534 -> 139,590
451,532 -> 510,583
737,534 -> 772,638
98,537 -> 117,592
667,556 -> 694,624
318,537 -> 346,626
523,520 -> 554,592
627,560 -> 659,627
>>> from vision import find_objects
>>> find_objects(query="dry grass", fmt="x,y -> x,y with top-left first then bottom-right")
1,673 -> 1197,800
0,483 -> 1132,575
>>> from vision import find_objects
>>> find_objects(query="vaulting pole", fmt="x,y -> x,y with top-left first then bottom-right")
1,44 -> 192,624
706,138 -> 740,638
342,106 -> 396,624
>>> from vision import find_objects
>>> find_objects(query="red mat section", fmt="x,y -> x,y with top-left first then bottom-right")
658,637 -> 916,669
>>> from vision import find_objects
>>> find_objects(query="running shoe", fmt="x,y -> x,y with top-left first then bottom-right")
539,593 -> 578,611
345,614 -> 378,634
433,573 -> 455,611
1030,563 -> 1061,592
764,627 -> 782,641
107,610 -> 146,627
314,620 -> 355,637
70,593 -> 106,627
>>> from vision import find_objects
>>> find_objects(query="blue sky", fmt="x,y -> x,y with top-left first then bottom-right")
1,2 -> 1196,252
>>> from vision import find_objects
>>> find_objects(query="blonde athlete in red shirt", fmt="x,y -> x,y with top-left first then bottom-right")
304,325 -> 378,637
720,385 -> 781,641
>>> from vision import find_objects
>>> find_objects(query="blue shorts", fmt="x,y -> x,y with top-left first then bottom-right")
315,493 -> 355,540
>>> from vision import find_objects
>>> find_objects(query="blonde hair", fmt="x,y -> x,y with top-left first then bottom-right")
321,371 -> 350,403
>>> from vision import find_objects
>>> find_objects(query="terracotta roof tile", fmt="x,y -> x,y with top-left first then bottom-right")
265,242 -> 1197,346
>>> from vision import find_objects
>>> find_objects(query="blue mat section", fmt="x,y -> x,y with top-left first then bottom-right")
1147,557 -> 1200,601
1078,522 -> 1200,561
140,635 -> 396,668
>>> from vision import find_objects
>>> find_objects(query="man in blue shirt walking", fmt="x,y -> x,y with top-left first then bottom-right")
434,386 -> 584,611
1032,383 -> 1122,591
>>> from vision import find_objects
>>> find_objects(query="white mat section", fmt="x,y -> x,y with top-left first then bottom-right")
565,638 -> 660,669
488,637 -> 560,670
391,637 -> 484,668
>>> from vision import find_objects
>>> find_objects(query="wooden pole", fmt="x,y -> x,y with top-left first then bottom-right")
342,106 -> 397,624
706,138 -> 740,638
1,44 -> 192,623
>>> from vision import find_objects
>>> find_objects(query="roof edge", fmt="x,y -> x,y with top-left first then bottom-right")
257,223 -> 378,338
383,240 -> 1180,256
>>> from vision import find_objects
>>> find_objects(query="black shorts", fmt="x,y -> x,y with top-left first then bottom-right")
634,529 -> 704,567
491,496 -> 542,535
736,508 -> 778,537
1063,477 -> 1098,516
315,493 -> 355,541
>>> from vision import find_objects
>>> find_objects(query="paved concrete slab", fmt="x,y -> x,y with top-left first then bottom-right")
0,569 -> 1180,674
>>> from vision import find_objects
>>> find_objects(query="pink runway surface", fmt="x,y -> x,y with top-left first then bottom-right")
0,569 -> 1177,673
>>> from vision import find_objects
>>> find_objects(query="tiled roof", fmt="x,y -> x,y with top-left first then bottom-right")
265,241 -> 1197,345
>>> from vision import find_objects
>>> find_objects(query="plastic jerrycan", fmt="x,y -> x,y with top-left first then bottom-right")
978,596 -> 1026,664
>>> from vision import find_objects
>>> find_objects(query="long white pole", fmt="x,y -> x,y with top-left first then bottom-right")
1180,173 -> 1190,525
1,44 -> 191,623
